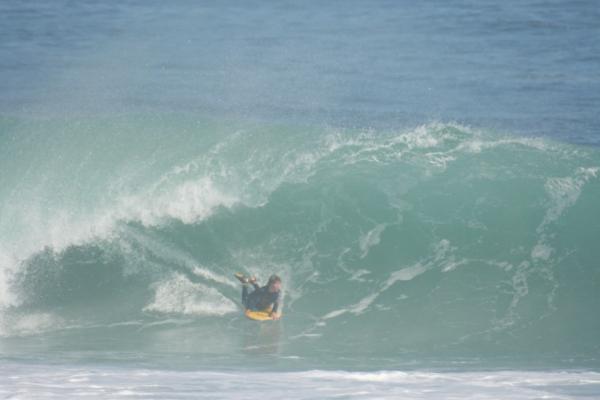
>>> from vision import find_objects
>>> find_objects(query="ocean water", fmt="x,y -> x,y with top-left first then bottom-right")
1,1 -> 600,398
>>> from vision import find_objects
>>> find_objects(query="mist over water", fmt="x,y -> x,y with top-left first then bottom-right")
1,0 -> 600,398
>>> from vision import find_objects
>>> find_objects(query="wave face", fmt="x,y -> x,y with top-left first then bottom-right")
0,116 -> 599,366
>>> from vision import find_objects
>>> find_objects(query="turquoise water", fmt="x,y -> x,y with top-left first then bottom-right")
1,1 -> 600,398
1,117 -> 599,367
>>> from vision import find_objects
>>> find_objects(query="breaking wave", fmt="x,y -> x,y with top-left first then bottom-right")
0,116 -> 598,362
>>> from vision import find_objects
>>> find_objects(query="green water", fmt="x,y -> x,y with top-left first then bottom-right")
1,115 -> 599,369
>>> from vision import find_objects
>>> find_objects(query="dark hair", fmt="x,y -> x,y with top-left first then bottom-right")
268,274 -> 281,286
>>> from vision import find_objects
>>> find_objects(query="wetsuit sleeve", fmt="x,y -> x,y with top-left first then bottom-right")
272,293 -> 281,314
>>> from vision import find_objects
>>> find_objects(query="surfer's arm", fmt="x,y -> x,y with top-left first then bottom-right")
271,303 -> 281,320
271,293 -> 280,314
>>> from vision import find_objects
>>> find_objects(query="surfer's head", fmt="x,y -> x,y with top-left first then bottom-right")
267,274 -> 282,293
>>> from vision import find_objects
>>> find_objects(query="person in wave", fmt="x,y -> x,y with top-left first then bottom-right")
235,273 -> 282,320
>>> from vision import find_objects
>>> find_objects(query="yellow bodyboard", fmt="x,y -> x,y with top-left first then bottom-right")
244,308 -> 281,321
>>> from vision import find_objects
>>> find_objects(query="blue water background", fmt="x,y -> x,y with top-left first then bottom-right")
1,0 -> 599,143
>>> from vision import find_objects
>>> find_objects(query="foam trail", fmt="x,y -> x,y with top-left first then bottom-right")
540,167 -> 598,231
144,274 -> 236,317
359,224 -> 386,259
324,240 -> 451,319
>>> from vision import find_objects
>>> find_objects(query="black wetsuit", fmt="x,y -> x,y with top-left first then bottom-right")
242,282 -> 280,313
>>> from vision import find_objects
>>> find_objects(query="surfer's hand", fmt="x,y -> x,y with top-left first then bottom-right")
271,313 -> 281,320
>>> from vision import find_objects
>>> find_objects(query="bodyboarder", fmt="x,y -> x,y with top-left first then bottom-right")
235,273 -> 282,320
